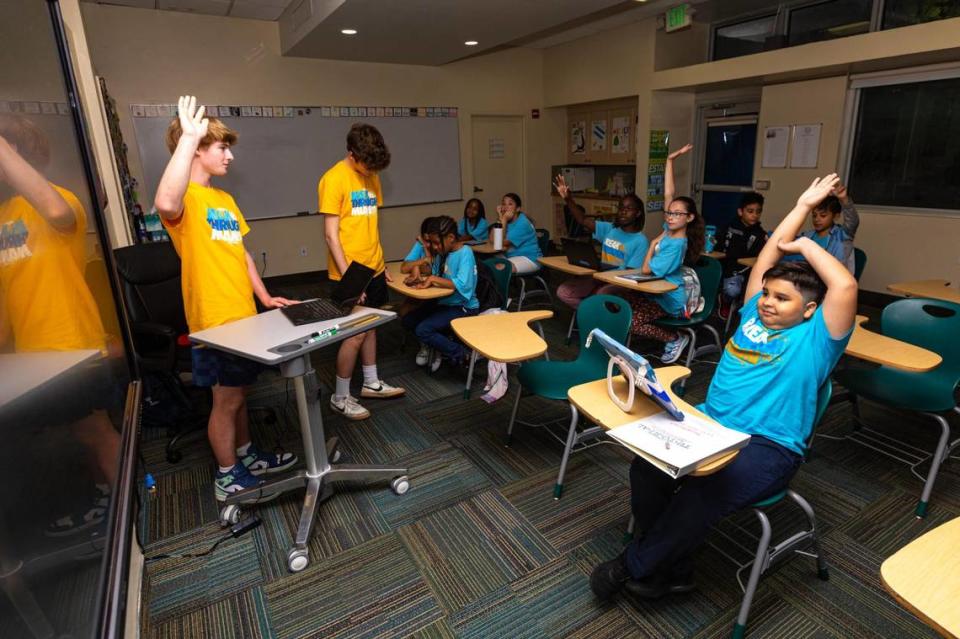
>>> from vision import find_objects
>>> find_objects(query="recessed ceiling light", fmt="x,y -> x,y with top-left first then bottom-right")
464,40 -> 478,46
341,28 -> 358,35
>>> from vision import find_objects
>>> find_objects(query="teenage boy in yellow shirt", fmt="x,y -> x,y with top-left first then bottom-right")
318,123 -> 405,420
155,96 -> 297,501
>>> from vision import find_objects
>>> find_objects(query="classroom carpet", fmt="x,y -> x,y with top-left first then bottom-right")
137,276 -> 958,639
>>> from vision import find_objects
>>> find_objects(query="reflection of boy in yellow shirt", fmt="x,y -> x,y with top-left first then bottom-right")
155,96 -> 297,501
318,124 -> 405,421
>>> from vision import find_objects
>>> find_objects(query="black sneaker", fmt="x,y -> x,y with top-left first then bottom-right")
589,551 -> 631,601
624,573 -> 695,599
46,485 -> 110,537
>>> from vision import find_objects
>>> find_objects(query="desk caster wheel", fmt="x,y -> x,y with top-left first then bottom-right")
287,547 -> 309,572
219,504 -> 241,527
330,449 -> 342,464
390,476 -> 410,495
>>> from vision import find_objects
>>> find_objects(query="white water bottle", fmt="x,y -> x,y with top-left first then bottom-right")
491,222 -> 504,250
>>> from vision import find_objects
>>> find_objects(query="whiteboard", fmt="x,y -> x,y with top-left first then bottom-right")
130,109 -> 462,220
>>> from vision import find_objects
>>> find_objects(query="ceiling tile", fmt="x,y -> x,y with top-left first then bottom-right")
230,0 -> 286,20
157,0 -> 230,16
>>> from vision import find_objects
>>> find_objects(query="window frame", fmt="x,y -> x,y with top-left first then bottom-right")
839,62 -> 960,217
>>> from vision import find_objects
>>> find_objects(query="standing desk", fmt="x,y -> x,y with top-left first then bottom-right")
190,306 -> 407,573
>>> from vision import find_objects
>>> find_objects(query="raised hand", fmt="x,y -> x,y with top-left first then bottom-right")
797,173 -> 840,209
177,95 -> 208,142
833,183 -> 849,204
553,174 -> 570,199
667,143 -> 693,161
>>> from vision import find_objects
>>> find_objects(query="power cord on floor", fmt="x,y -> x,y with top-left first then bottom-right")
145,516 -> 262,562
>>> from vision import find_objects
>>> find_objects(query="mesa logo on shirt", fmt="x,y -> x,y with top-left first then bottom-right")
206,207 -> 243,244
602,237 -> 625,264
350,189 -> 377,217
725,316 -> 784,365
0,219 -> 32,266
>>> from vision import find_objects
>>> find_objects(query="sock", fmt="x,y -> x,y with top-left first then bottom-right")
335,376 -> 351,400
362,364 -> 379,386
218,464 -> 236,474
236,441 -> 252,456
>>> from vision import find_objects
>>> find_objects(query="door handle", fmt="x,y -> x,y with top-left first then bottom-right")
473,186 -> 483,193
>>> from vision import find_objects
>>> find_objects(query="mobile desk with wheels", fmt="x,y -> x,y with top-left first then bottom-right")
190,306 -> 409,573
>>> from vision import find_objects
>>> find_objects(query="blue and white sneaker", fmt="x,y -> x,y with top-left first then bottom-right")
214,463 -> 277,503
240,445 -> 297,476
660,334 -> 690,365
46,484 -> 110,537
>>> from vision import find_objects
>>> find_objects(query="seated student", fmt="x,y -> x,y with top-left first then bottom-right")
787,183 -> 859,275
716,192 -> 767,319
154,96 -> 298,501
589,174 -> 857,602
496,192 -> 542,274
401,216 -> 479,372
625,143 -> 703,364
553,173 -> 648,309
458,198 -> 488,242
401,215 -> 437,282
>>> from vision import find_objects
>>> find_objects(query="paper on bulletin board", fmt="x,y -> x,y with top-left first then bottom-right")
612,116 -> 630,154
761,126 -> 789,168
570,119 -> 587,156
646,129 -> 669,213
591,119 -> 607,151
790,124 -> 821,168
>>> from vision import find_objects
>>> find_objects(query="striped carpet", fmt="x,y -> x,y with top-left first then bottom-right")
138,275 -> 956,638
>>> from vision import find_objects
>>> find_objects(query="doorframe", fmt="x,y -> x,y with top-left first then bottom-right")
469,113 -> 526,211
690,90 -> 761,207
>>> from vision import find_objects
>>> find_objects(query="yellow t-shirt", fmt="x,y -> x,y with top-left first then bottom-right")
0,185 -> 106,353
317,159 -> 384,281
162,182 -> 256,333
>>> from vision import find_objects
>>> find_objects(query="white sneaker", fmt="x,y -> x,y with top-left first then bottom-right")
661,334 -> 691,365
430,352 -> 442,373
330,394 -> 370,420
360,380 -> 406,399
415,344 -> 430,366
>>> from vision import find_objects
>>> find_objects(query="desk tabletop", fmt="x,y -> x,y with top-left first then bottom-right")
451,310 -> 553,363
737,257 -> 758,267
881,516 -> 960,638
888,279 -> 960,305
471,242 -> 503,255
538,255 -> 596,276
384,262 -> 453,300
0,350 -> 101,410
568,367 -> 736,476
593,268 -> 678,294
847,315 -> 942,372
704,251 -> 726,259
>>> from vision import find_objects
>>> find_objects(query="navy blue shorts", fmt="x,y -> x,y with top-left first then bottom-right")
191,346 -> 263,388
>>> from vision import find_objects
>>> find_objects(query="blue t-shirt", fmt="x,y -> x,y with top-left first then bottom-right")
437,245 -> 479,310
701,291 -> 851,454
505,213 -> 542,261
593,221 -> 649,269
649,236 -> 687,316
458,217 -> 489,242
404,241 -> 439,274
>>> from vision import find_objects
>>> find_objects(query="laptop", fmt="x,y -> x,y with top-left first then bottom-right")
280,261 -> 376,326
562,237 -> 602,270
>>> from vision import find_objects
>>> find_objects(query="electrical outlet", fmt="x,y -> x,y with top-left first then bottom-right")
299,246 -> 308,257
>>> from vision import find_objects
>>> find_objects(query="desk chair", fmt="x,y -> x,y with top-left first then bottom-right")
654,256 -> 723,394
853,247 -> 867,282
507,294 -> 631,498
829,298 -> 960,518
513,228 -> 553,310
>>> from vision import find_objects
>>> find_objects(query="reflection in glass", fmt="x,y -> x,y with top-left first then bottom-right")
712,15 -> 777,61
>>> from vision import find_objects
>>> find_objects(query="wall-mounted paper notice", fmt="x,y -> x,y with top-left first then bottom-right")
790,124 -> 821,168
761,126 -> 789,168
488,137 -> 505,160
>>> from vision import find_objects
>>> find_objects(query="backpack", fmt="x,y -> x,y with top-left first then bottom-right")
476,261 -> 506,312
679,266 -> 704,319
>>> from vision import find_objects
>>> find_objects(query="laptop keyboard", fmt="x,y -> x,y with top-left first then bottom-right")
281,299 -> 349,326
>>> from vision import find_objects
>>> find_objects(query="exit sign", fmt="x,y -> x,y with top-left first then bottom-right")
665,4 -> 691,32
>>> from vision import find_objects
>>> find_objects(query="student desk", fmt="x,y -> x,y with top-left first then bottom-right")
190,306 -> 407,573
847,315 -> 942,372
471,242 -> 504,255
592,268 -> 679,294
538,255 -> 595,276
451,309 -> 552,398
888,279 -> 960,305
704,251 -> 726,259
567,366 -> 737,477
384,261 -> 453,300
737,257 -> 758,268
881,516 -> 960,638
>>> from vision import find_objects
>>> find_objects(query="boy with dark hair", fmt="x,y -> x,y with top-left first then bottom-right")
716,191 -> 766,319
794,183 -> 859,275
155,96 -> 298,501
319,123 -> 405,421
590,174 -> 857,601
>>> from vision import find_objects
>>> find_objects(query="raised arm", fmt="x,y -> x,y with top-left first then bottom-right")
776,236 -> 857,338
664,143 -> 692,205
745,174 -> 840,300
154,96 -> 207,221
835,184 -> 860,238
0,135 -> 75,232
553,174 -> 595,232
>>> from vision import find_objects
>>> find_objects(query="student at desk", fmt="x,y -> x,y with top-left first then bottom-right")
590,174 -> 857,602
457,198 -> 488,243
552,174 -> 648,309
155,97 -> 298,501
496,192 -> 542,274
400,216 -> 438,282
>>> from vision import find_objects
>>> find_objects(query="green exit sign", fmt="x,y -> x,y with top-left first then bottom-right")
665,4 -> 691,32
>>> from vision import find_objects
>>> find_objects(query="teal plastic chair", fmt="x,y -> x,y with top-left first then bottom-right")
853,248 -> 867,282
507,294 -> 632,498
483,257 -> 513,310
655,256 -> 724,394
832,298 -> 960,517
514,229 -> 553,310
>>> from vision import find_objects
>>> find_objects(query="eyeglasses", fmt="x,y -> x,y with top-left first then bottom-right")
664,210 -> 688,218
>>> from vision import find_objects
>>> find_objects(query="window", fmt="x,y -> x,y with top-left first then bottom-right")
787,0 -> 872,46
847,75 -> 960,211
883,0 -> 960,29
712,15 -> 777,61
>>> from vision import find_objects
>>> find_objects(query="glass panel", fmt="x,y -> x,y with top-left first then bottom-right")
713,15 -> 777,61
701,191 -> 748,228
788,0 -> 872,46
848,77 -> 960,210
883,0 -> 960,29
703,123 -> 758,187
0,1 -> 130,636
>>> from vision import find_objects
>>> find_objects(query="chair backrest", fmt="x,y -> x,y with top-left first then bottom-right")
881,298 -> 960,375
853,248 -> 867,282
482,257 -> 514,310
113,241 -> 188,333
691,255 -> 723,319
535,228 -> 551,256
575,294 -> 632,370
